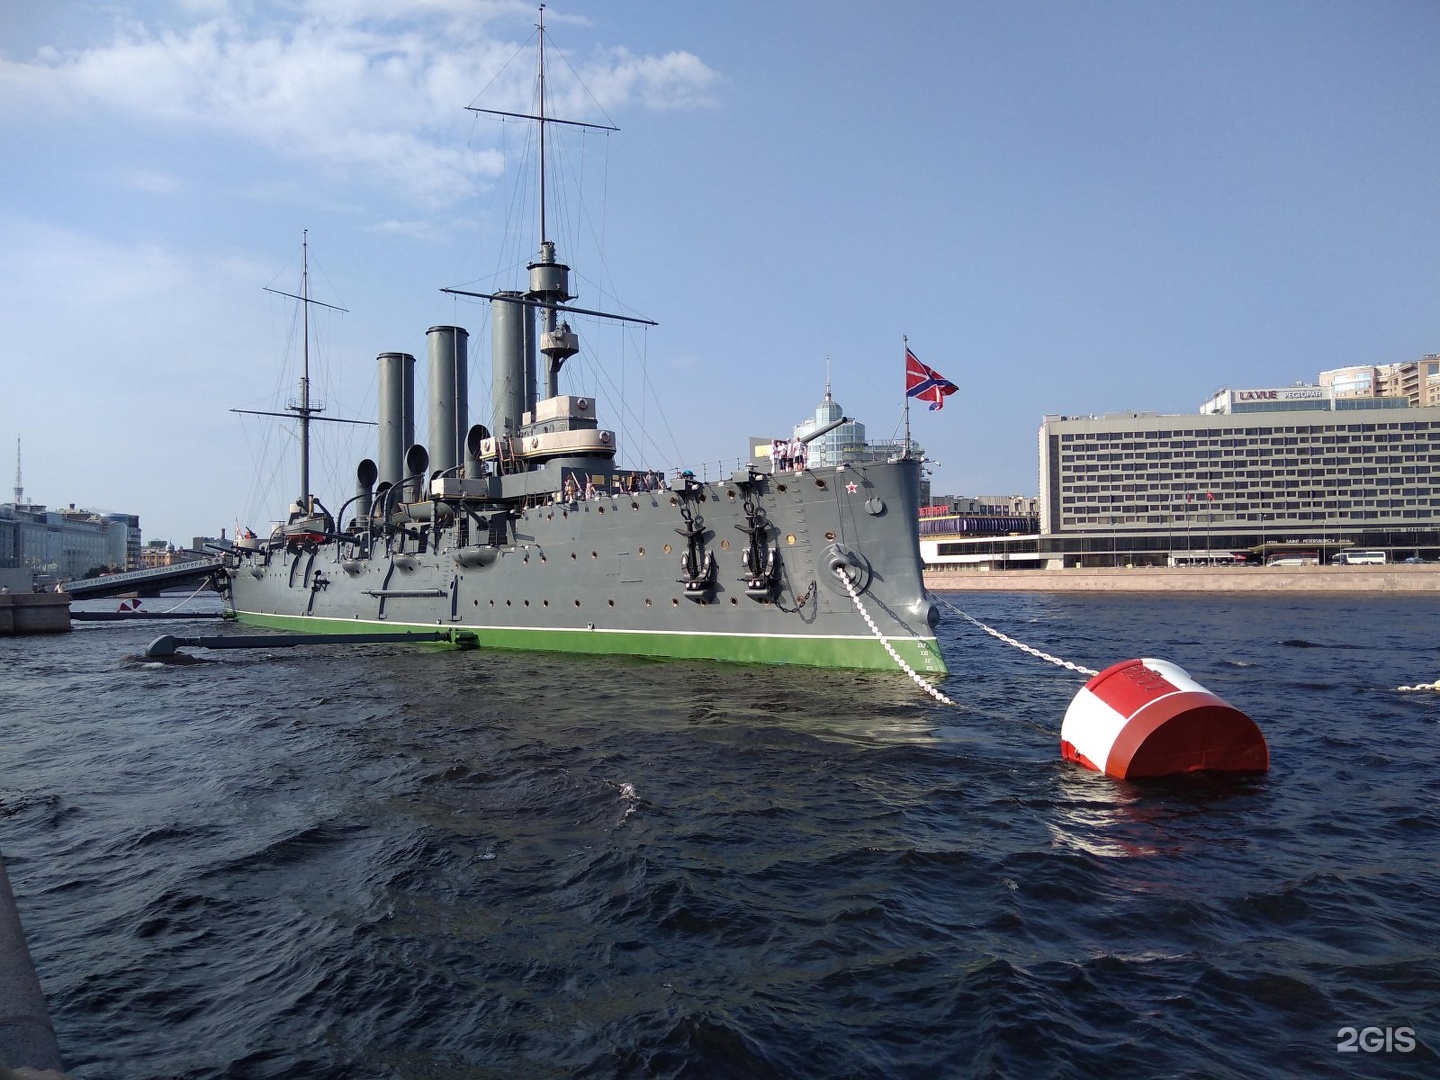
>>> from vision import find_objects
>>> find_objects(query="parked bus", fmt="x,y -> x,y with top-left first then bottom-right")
1266,552 -> 1320,567
1168,553 -> 1247,567
1332,550 -> 1387,565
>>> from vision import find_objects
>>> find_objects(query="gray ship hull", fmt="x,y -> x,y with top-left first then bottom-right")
221,460 -> 946,673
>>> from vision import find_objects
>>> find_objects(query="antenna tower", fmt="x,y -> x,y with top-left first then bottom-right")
13,437 -> 22,505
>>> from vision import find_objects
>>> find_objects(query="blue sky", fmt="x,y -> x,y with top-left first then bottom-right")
1,1 -> 1437,544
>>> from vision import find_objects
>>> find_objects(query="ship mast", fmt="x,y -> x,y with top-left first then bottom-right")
450,7 -> 650,402
299,231 -> 312,509
538,4 -> 547,245
234,231 -> 361,520
903,334 -> 912,458
263,230 -> 348,514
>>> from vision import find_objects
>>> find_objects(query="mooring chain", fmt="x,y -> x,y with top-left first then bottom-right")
834,567 -> 957,706
933,595 -> 1098,678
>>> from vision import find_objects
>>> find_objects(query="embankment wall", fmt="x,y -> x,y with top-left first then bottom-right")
924,565 -> 1440,594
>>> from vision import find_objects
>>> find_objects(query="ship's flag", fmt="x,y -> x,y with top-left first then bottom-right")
905,348 -> 958,411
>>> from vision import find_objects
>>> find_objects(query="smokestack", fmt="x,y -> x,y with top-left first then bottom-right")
426,325 -> 468,477
377,352 -> 415,490
491,292 -> 535,440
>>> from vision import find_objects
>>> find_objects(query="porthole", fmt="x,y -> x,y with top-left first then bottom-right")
505,599 -> 512,607
671,597 -> 679,606
729,597 -> 738,605
631,501 -> 639,510
573,599 -> 581,607
570,552 -> 577,560
524,599 -> 530,607
473,599 -> 478,606
664,543 -> 673,554
727,490 -> 736,501
543,599 -> 549,607
489,599 -> 494,606
645,598 -> 652,607
815,478 -> 827,489
778,483 -> 788,493
598,506 -> 605,514
638,547 -> 646,557
607,599 -> 615,607
591,551 -> 598,559
719,539 -> 731,550
785,534 -> 796,545
825,531 -> 836,541
669,497 -> 678,506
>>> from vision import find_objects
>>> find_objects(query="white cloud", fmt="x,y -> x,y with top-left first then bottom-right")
117,168 -> 183,194
582,47 -> 725,111
0,2 -> 722,209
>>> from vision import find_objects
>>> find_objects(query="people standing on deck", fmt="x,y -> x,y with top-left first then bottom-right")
563,474 -> 579,502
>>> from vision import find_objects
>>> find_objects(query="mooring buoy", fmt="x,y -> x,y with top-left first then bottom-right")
1060,658 -> 1268,779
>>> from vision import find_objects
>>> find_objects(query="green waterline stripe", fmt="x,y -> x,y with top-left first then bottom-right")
232,609 -> 948,674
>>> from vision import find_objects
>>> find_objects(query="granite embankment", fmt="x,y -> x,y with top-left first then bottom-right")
925,564 -> 1440,593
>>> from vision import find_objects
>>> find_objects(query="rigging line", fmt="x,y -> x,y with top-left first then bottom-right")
581,334 -> 675,468
464,26 -> 540,112
635,336 -> 685,467
548,29 -> 622,132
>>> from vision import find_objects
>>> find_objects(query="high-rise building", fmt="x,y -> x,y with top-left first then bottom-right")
1319,356 -> 1440,407
1037,399 -> 1440,567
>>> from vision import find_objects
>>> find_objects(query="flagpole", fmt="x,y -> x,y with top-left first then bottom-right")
902,334 -> 912,458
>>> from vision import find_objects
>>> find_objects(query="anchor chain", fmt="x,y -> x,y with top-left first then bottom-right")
933,595 -> 1098,677
834,566 -> 955,706
775,579 -> 815,613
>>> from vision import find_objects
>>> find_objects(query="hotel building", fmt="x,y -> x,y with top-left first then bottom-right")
1036,384 -> 1440,568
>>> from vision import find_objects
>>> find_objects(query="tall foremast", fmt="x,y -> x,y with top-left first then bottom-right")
450,6 -> 650,416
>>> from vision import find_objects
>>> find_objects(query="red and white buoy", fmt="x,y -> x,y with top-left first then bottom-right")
1061,658 -> 1269,779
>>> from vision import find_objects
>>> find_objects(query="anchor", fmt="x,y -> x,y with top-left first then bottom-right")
675,502 -> 717,602
736,497 -> 780,600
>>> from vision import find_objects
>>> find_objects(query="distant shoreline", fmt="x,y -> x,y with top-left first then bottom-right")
924,564 -> 1440,594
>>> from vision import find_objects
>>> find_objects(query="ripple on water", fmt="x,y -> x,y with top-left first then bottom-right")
1,595 -> 1439,1077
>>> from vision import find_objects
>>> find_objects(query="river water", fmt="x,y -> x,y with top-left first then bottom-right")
2,591 -> 1437,1078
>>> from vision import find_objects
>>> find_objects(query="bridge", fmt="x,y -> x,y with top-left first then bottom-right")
63,559 -> 223,600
